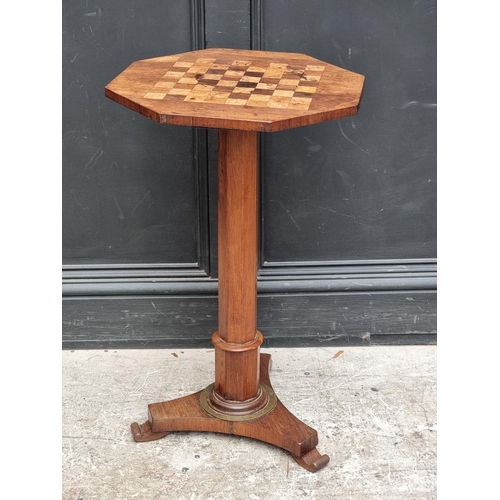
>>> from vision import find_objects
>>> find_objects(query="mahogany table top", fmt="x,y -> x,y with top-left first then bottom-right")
105,48 -> 365,132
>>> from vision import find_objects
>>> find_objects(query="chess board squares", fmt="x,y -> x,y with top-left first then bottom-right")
143,59 -> 321,110
159,59 -> 322,88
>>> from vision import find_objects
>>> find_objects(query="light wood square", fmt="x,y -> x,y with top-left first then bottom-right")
233,60 -> 251,66
263,70 -> 285,79
193,84 -> 213,92
246,99 -> 269,107
144,92 -> 167,100
196,58 -> 217,64
185,93 -> 209,102
205,74 -> 223,80
288,97 -> 312,110
248,94 -> 271,102
186,66 -> 208,74
267,96 -> 291,108
226,98 -> 247,106
217,80 -> 238,88
178,77 -> 199,85
205,90 -> 231,103
248,66 -> 267,73
273,90 -> 294,97
168,88 -> 191,96
240,76 -> 260,83
298,86 -> 317,94
279,78 -> 300,86
232,87 -> 253,94
153,81 -> 175,89
247,94 -> 271,106
304,74 -> 321,82
256,83 -> 277,90
165,71 -> 186,78
173,61 -> 193,68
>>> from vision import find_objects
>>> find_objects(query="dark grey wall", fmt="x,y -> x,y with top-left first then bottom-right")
62,0 -> 437,349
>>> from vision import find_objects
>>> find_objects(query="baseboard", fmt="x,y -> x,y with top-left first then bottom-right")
62,283 -> 436,349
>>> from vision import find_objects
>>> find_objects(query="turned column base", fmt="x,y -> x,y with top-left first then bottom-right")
130,353 -> 329,473
203,382 -> 275,419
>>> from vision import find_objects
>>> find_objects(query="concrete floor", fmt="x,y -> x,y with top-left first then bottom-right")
62,346 -> 436,499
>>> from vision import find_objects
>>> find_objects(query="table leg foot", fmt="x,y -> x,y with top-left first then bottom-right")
131,354 -> 328,472
131,420 -> 168,442
293,448 -> 330,472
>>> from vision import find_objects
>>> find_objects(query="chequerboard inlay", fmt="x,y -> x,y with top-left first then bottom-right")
106,48 -> 366,131
143,57 -> 326,110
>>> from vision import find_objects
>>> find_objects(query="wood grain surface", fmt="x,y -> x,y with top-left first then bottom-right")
214,129 -> 261,402
105,48 -> 365,132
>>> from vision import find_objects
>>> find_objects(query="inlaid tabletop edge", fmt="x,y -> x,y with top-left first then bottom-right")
105,86 -> 362,132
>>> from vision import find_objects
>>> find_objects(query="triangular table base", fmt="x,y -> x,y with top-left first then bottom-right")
131,354 -> 329,472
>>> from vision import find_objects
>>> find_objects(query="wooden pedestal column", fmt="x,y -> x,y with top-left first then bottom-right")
210,130 -> 267,414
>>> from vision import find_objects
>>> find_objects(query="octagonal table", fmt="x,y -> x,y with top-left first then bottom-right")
105,48 -> 364,472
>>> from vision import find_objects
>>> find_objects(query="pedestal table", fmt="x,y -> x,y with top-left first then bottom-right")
105,48 -> 365,472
